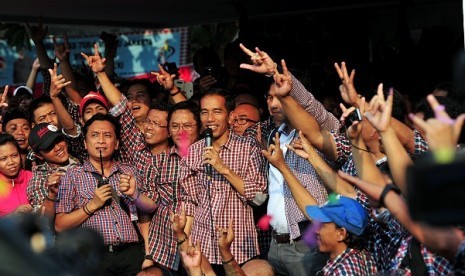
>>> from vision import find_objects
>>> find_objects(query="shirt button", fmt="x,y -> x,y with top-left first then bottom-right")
114,221 -> 118,225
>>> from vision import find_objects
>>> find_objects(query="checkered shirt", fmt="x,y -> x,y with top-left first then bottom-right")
62,97 -> 87,163
319,248 -> 378,276
110,95 -> 185,269
55,160 -> 143,245
27,156 -> 80,213
454,240 -> 465,275
180,131 -> 267,265
245,74 -> 339,239
390,235 -> 453,275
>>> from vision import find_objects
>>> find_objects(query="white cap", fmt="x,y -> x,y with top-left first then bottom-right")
13,86 -> 33,96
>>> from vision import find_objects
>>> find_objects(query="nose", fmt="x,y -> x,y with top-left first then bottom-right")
97,133 -> 106,144
270,97 -> 280,108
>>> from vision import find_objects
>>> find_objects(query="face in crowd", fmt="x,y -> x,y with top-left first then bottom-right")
82,102 -> 108,123
127,84 -> 151,123
0,140 -> 21,179
38,137 -> 70,166
169,109 -> 199,149
143,109 -> 169,147
266,84 -> 286,127
33,103 -> 59,129
231,103 -> 260,135
84,118 -> 119,162
200,94 -> 231,142
4,118 -> 30,151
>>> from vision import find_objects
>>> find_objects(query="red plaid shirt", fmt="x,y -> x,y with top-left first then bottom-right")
55,160 -> 143,245
320,248 -> 377,276
180,131 -> 267,264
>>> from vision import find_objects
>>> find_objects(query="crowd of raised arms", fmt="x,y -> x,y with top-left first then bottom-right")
0,21 -> 465,276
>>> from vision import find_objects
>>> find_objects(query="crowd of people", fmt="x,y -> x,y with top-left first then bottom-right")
0,21 -> 464,276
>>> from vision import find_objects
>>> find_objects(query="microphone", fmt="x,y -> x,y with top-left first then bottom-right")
204,128 -> 213,177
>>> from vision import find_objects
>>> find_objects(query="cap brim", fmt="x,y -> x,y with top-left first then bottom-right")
306,205 -> 332,223
36,134 -> 63,151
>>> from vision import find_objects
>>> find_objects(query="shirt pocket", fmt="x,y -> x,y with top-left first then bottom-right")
78,189 -> 94,206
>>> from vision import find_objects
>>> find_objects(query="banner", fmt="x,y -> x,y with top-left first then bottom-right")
0,27 -> 189,85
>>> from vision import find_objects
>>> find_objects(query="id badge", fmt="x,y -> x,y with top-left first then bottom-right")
129,202 -> 138,221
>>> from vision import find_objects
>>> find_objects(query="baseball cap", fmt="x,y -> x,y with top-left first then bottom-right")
306,195 -> 369,236
79,92 -> 109,117
28,123 -> 64,152
13,86 -> 33,97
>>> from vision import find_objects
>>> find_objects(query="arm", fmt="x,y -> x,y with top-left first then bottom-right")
139,215 -> 153,269
119,173 -> 157,213
49,63 -> 78,135
101,32 -> 118,79
364,85 -> 413,194
217,220 -> 247,276
26,58 -> 40,90
339,171 -> 462,261
82,43 -> 123,105
152,63 -> 187,103
262,132 -> 318,220
54,33 -> 81,104
287,131 -> 356,198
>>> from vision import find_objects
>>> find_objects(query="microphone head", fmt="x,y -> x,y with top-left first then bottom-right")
204,128 -> 213,138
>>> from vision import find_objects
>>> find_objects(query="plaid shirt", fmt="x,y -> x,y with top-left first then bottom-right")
245,74 -> 340,240
319,248 -> 377,276
55,160 -> 143,245
390,235 -> 453,275
332,129 -> 429,176
110,95 -> 185,269
454,240 -> 465,275
109,95 -> 142,164
27,156 -> 80,214
62,97 -> 87,163
180,131 -> 267,265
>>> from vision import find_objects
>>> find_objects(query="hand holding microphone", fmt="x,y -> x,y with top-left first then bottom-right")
204,128 -> 213,177
203,128 -> 228,176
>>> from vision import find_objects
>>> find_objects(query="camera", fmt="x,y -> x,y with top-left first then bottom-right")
345,108 -> 362,128
99,31 -> 117,43
204,66 -> 215,77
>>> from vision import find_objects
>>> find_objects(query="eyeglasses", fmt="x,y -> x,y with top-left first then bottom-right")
232,117 -> 259,125
170,124 -> 197,131
144,119 -> 168,128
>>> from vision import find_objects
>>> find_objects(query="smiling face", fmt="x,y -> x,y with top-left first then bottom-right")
5,119 -> 30,150
127,84 -> 151,122
169,109 -> 199,148
231,104 -> 260,135
0,142 -> 21,179
84,120 -> 119,162
143,109 -> 169,148
38,138 -> 69,166
200,94 -> 231,144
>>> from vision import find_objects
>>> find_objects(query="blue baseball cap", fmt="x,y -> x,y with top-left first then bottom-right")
305,195 -> 369,236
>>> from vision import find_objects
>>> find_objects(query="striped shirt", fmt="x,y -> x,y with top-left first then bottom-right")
56,160 -> 142,245
180,131 -> 267,265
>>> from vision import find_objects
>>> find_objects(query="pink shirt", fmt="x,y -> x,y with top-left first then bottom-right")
0,170 -> 32,216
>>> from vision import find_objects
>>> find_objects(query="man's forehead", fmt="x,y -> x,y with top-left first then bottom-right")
201,94 -> 226,109
6,118 -> 30,127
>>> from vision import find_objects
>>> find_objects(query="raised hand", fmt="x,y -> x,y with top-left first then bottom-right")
217,219 -> 234,251
286,131 -> 314,159
14,204 -> 33,214
48,63 -> 72,98
0,85 -> 9,110
239,43 -> 278,76
340,97 -> 365,141
261,132 -> 286,170
47,170 -> 65,200
54,33 -> 71,62
410,94 -> 465,151
334,62 -> 360,107
180,236 -> 202,272
272,59 -> 292,98
26,19 -> 48,44
32,58 -> 41,70
151,64 -> 176,91
81,43 -> 106,73
364,84 -> 393,133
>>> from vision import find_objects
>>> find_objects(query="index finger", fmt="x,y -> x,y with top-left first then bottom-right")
64,32 -> 70,48
334,62 -> 343,79
281,59 -> 289,76
239,43 -> 255,57
2,85 -> 9,101
93,43 -> 100,57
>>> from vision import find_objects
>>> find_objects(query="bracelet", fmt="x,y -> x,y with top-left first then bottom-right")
130,190 -> 141,202
144,254 -> 153,261
45,195 -> 57,202
83,204 -> 93,216
379,184 -> 401,207
222,257 -> 235,265
169,89 -> 182,97
264,63 -> 277,77
177,235 -> 188,246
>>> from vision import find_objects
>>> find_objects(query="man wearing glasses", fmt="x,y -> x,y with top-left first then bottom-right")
231,103 -> 260,136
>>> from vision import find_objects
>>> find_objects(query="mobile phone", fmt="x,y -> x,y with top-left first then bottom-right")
345,108 -> 362,128
204,66 -> 215,77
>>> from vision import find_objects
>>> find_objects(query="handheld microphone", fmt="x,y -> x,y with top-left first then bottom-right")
204,128 -> 213,177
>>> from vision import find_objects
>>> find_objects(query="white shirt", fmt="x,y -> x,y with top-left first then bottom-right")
267,124 -> 296,234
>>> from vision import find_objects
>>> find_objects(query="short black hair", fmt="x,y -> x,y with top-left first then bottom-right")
336,225 -> 367,250
2,108 -> 30,132
121,78 -> 158,101
29,96 -> 53,124
0,133 -> 20,152
201,88 -> 235,113
168,101 -> 200,127
83,113 -> 121,140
